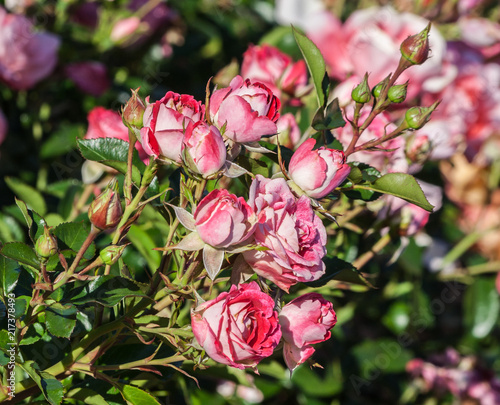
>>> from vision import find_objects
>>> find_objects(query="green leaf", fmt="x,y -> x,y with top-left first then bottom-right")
53,222 -> 95,261
292,362 -> 342,397
15,198 -> 33,231
292,26 -> 329,107
77,138 -> 144,185
67,388 -> 109,405
5,177 -> 47,216
40,123 -> 81,159
0,256 -> 21,295
237,155 -> 270,178
126,225 -> 162,273
312,98 -> 346,131
0,242 -> 40,270
18,361 -> 64,405
46,303 -> 77,338
121,385 -> 161,405
351,173 -> 434,211
69,276 -> 148,307
464,277 -> 500,339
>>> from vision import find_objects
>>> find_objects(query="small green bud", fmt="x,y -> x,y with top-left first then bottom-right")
100,245 -> 127,266
351,74 -> 371,104
35,227 -> 58,259
88,181 -> 123,230
372,75 -> 391,98
405,101 -> 440,130
388,82 -> 408,103
400,23 -> 431,66
122,88 -> 145,129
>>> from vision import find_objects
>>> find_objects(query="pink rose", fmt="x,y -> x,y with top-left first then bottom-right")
0,108 -> 7,146
288,138 -> 350,199
242,176 -> 327,292
0,7 -> 60,90
241,44 -> 307,101
85,107 -> 148,163
140,92 -> 205,162
191,281 -> 281,369
194,189 -> 256,248
65,61 -> 110,97
305,7 -> 445,99
182,121 -> 226,177
279,293 -> 337,370
209,75 -> 280,143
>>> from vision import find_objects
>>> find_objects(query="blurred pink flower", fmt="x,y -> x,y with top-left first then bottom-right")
0,6 -> 60,90
110,16 -> 142,43
276,113 -> 301,150
65,61 -> 110,97
305,6 -> 445,99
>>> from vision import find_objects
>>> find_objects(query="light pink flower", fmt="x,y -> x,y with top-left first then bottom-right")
182,121 -> 226,177
279,293 -> 337,370
110,16 -> 141,43
242,175 -> 327,292
241,44 -> 308,101
288,138 -> 350,199
209,75 -> 280,143
305,6 -> 445,99
0,6 -> 60,90
65,61 -> 110,97
84,107 -> 148,162
140,91 -> 205,162
191,281 -> 281,370
194,189 -> 255,248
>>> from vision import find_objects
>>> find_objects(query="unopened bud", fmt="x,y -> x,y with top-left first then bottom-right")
388,82 -> 408,103
35,227 -> 58,259
100,245 -> 127,265
405,101 -> 440,130
88,181 -> 123,230
372,75 -> 391,98
122,88 -> 145,129
400,23 -> 431,66
351,74 -> 371,104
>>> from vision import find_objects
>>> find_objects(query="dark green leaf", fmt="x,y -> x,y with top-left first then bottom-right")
46,303 -> 77,338
0,256 -> 21,295
121,384 -> 161,405
126,225 -> 162,272
53,222 -> 95,260
0,242 -> 40,270
18,361 -> 64,405
292,26 -> 328,107
312,98 -> 346,131
237,155 -> 270,178
352,173 -> 434,211
77,138 -> 144,185
69,276 -> 148,307
5,177 -> 47,216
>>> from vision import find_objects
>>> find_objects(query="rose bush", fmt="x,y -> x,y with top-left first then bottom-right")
191,281 -> 281,370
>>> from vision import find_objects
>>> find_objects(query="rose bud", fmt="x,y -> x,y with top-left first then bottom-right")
88,181 -> 123,230
191,281 -> 281,370
372,75 -> 390,98
122,88 -> 146,129
288,138 -> 351,199
405,101 -> 440,130
351,74 -> 371,104
388,82 -> 408,104
181,121 -> 227,178
35,226 -> 58,259
279,293 -> 337,371
209,75 -> 280,143
400,23 -> 431,66
140,91 -> 205,162
193,189 -> 256,248
100,245 -> 127,265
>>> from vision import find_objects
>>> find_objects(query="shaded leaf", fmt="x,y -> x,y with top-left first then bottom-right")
53,222 -> 95,260
5,177 -> 47,216
46,303 -> 77,339
0,242 -> 40,270
0,256 -> 21,295
465,277 -> 500,339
